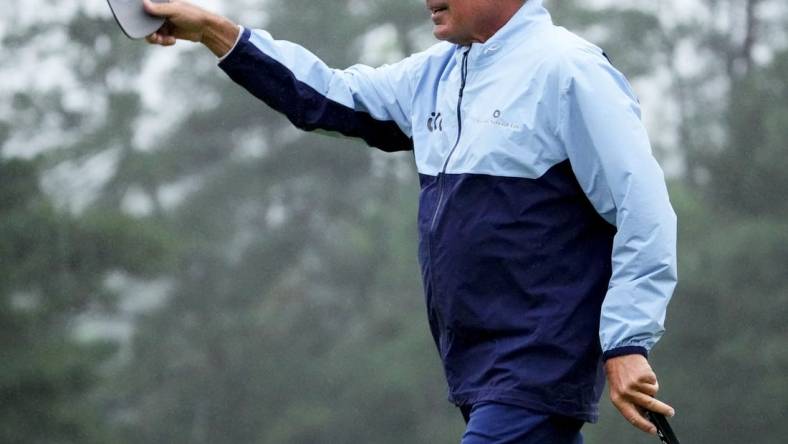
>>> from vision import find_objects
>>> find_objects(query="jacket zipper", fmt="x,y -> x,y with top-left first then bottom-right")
425,46 -> 471,353
430,47 -> 471,232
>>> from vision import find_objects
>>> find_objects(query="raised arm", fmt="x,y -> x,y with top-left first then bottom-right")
557,46 -> 678,435
143,0 -> 418,152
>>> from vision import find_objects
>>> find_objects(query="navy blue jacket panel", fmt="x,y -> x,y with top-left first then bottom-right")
419,161 -> 615,420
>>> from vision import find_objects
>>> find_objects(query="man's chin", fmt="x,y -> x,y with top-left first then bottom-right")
432,26 -> 447,41
432,23 -> 456,41
432,26 -> 469,44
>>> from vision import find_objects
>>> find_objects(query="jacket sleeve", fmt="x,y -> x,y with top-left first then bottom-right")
218,27 -> 419,152
556,46 -> 678,361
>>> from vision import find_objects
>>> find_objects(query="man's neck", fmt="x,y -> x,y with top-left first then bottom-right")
471,0 -> 526,44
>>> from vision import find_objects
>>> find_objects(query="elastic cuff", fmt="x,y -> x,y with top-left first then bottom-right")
218,25 -> 245,63
602,346 -> 648,362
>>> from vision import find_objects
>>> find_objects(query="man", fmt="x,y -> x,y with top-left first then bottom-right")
143,0 -> 678,442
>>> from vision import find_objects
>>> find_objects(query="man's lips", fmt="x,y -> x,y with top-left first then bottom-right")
427,2 -> 449,17
430,6 -> 448,22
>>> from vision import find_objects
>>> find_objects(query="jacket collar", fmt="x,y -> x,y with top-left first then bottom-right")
454,0 -> 552,64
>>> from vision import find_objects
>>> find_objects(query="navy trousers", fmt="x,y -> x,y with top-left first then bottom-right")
460,402 -> 584,444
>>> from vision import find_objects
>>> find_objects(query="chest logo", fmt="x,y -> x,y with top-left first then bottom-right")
469,109 -> 523,131
427,112 -> 444,132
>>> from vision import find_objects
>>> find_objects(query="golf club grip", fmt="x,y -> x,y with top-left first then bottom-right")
646,411 -> 680,444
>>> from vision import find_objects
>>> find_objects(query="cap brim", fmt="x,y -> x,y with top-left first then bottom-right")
107,0 -> 167,40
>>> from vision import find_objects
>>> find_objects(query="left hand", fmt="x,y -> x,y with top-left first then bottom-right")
604,354 -> 675,435
143,0 -> 211,45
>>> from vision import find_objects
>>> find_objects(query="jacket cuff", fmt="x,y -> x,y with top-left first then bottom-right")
218,26 -> 247,64
602,346 -> 649,362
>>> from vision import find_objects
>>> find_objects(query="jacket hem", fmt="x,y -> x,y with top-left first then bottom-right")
448,388 -> 600,423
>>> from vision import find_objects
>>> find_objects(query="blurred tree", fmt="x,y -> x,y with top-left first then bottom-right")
549,0 -> 664,78
0,4 -> 172,443
0,159 -> 169,444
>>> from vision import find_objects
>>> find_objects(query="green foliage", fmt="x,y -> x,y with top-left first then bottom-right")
1,0 -> 786,443
0,159 -> 170,444
707,49 -> 788,216
549,0 -> 662,77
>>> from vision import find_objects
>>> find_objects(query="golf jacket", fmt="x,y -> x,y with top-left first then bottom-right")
218,0 -> 677,422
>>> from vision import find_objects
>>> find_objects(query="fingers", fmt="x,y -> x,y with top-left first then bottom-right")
605,354 -> 675,436
146,31 -> 176,46
143,0 -> 177,18
631,392 -> 675,417
615,376 -> 672,416
617,403 -> 658,435
143,0 -> 176,45
611,386 -> 674,436
638,371 -> 658,386
145,21 -> 177,46
639,380 -> 659,397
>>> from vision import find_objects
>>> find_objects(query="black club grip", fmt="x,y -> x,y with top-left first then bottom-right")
645,411 -> 681,444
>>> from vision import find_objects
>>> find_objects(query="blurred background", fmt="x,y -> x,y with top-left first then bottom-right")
1,0 -> 786,442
